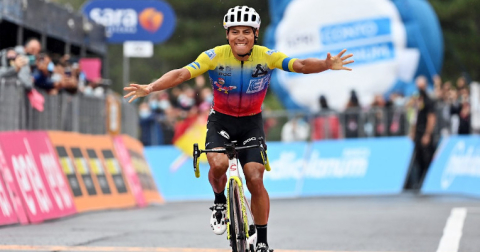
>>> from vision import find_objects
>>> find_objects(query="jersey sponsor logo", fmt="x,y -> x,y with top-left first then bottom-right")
266,50 -> 278,55
218,65 -> 232,76
252,64 -> 268,77
218,130 -> 230,139
219,72 -> 232,77
214,80 -> 236,94
246,76 -> 269,94
205,49 -> 216,60
188,61 -> 200,70
243,137 -> 256,146
230,163 -> 237,172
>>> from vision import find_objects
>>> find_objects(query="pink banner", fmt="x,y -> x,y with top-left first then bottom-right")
79,58 -> 102,82
0,132 -> 55,223
0,133 -> 29,224
113,137 -> 146,207
26,132 -> 76,218
0,170 -> 18,226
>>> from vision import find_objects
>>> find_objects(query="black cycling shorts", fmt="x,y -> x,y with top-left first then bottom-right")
205,110 -> 265,167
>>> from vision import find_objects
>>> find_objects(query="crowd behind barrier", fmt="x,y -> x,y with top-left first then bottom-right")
138,74 -> 477,193
0,77 -> 138,136
138,75 -> 475,145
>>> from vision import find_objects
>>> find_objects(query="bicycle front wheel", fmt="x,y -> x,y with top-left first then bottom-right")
229,179 -> 246,252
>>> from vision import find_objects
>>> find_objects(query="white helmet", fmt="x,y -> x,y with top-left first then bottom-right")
223,6 -> 261,29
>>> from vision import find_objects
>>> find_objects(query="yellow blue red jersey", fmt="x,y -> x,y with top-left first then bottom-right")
184,45 -> 297,117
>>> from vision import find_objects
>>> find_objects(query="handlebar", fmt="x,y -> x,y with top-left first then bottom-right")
193,137 -> 270,178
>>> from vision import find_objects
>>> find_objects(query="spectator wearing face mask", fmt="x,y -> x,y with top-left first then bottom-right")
32,53 -> 60,94
139,102 -> 164,146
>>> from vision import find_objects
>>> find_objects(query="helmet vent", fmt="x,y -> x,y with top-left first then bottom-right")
237,11 -> 241,22
252,15 -> 256,22
224,16 -> 228,22
244,14 -> 249,22
230,14 -> 234,22
246,8 -> 250,12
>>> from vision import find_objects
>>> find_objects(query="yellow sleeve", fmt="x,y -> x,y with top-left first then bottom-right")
265,48 -> 297,73
183,49 -> 216,79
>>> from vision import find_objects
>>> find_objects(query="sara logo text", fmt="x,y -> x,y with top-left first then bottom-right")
89,7 -> 165,34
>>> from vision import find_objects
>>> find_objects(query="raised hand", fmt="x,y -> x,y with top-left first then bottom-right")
123,84 -> 152,103
326,49 -> 354,71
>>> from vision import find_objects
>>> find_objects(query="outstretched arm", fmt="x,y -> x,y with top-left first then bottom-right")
123,68 -> 191,103
293,49 -> 354,74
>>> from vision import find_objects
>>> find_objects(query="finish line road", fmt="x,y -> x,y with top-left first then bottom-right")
0,194 -> 479,252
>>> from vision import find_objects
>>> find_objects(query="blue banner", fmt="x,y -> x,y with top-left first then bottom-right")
145,137 -> 413,201
302,137 -> 413,195
422,136 -> 480,198
144,146 -> 213,201
82,0 -> 176,44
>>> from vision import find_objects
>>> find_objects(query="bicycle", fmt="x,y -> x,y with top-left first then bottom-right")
193,137 -> 271,252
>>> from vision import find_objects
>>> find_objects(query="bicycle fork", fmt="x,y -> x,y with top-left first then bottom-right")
226,159 -> 256,248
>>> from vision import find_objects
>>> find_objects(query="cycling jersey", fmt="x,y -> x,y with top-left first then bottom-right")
184,45 -> 297,117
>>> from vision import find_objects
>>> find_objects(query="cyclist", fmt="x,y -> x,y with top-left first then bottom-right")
124,5 -> 353,252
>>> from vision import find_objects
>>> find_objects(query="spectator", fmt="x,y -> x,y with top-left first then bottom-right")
0,49 -> 27,78
24,38 -> 42,57
32,53 -> 60,94
199,87 -> 213,105
311,95 -> 341,140
0,47 -> 33,89
58,54 -> 80,95
370,94 -> 387,137
281,114 -> 310,142
450,86 -> 471,135
387,92 -> 407,136
177,85 -> 196,111
406,75 -> 436,191
344,90 -> 361,138
139,102 -> 163,146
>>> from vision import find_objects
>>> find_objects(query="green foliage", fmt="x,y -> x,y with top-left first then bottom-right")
429,0 -> 480,82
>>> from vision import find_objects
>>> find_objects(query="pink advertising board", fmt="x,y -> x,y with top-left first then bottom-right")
0,133 -> 29,225
26,132 -> 76,217
0,170 -> 18,226
113,136 -> 146,207
0,131 -> 67,223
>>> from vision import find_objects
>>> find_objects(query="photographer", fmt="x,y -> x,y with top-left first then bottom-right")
0,47 -> 33,90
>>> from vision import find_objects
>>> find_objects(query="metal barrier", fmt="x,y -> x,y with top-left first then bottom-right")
261,107 -> 412,142
0,78 -> 139,137
139,103 -> 451,145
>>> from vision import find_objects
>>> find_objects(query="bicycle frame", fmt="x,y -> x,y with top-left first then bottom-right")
225,149 -> 254,245
193,137 -> 270,251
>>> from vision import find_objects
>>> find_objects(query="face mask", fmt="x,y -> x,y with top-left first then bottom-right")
47,62 -> 55,72
205,95 -> 213,103
83,86 -> 93,96
139,109 -> 151,119
158,100 -> 171,110
149,100 -> 159,110
394,98 -> 404,107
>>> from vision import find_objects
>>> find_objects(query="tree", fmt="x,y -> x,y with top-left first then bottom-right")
429,0 -> 480,83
